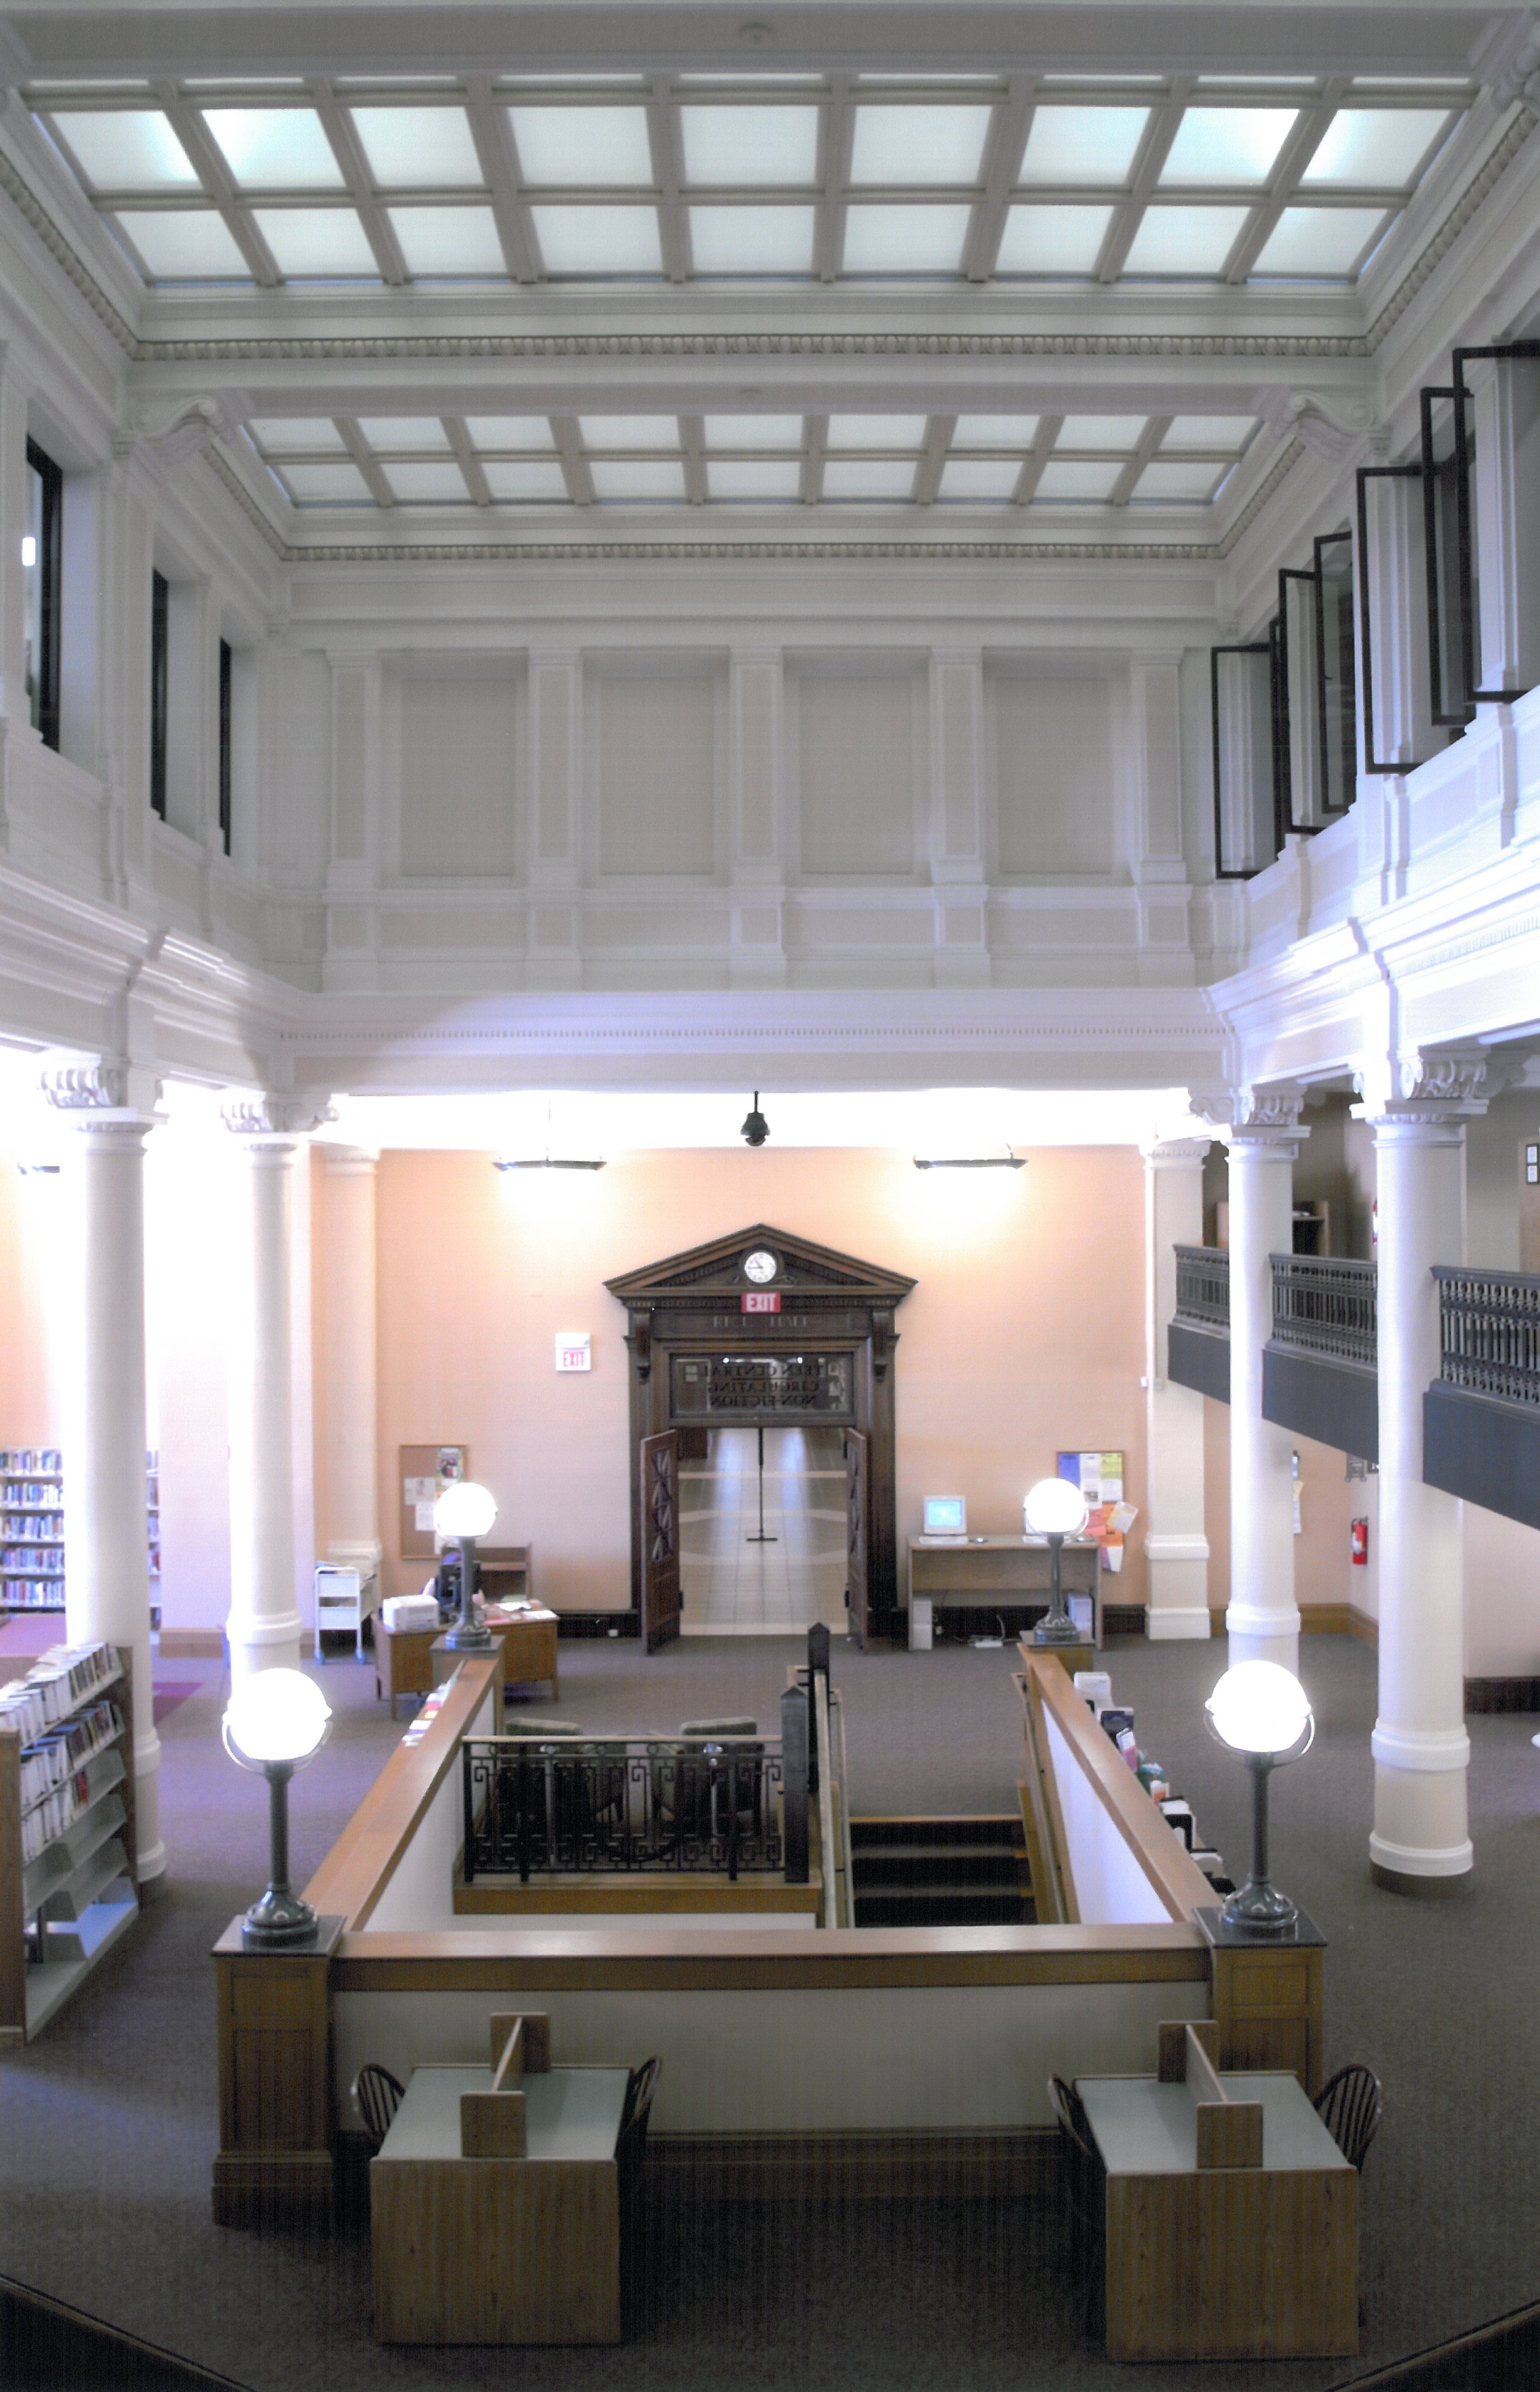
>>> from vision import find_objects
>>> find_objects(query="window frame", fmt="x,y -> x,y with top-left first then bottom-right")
150,567 -> 169,819
217,635 -> 232,856
23,437 -> 62,752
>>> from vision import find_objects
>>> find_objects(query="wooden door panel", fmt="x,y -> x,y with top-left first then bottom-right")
640,1429 -> 681,1653
845,1426 -> 869,1650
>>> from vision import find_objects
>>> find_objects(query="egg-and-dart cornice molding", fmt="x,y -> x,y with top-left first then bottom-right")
206,433 -> 1303,567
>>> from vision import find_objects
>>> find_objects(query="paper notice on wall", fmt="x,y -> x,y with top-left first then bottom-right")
403,1476 -> 435,1505
414,1502 -> 436,1531
1058,1450 -> 1124,1505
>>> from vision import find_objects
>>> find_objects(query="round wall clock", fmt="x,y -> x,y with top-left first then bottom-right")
743,1248 -> 779,1285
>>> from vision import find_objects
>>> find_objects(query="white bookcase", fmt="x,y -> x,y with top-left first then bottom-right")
1,1448 -> 160,1622
0,1640 -> 138,2043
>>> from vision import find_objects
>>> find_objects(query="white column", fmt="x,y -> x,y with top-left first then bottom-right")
1225,1095 -> 1306,1672
45,1064 -> 164,1886
223,1100 -> 328,1683
1369,1107 -> 1472,1893
1142,1137 -> 1212,1639
318,1144 -> 381,1582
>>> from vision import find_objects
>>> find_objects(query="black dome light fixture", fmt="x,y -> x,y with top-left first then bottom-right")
740,1091 -> 770,1148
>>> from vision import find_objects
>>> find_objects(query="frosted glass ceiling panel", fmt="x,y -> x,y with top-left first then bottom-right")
508,105 -> 654,186
822,459 -> 918,498
482,460 -> 569,499
464,415 -> 556,449
382,462 -> 471,502
589,459 -> 687,500
1251,206 -> 1388,275
1018,106 -> 1149,184
997,202 -> 1111,272
116,210 -> 249,276
679,105 -> 819,185
249,417 -> 346,450
530,205 -> 662,273
688,205 -> 815,272
707,460 -> 802,498
1132,460 -> 1223,498
253,207 -> 379,275
54,110 -> 199,189
389,206 -> 506,274
280,462 -> 372,502
703,414 -> 803,447
578,415 -> 679,449
1162,413 -> 1257,449
202,108 -> 342,187
952,413 -> 1040,444
1300,108 -> 1451,187
355,417 -> 450,449
849,105 -> 991,185
1122,205 -> 1249,272
1056,415 -> 1146,450
1032,460 -> 1122,499
826,414 -> 927,448
350,105 -> 484,187
842,203 -> 970,272
937,458 -> 1020,499
1159,107 -> 1297,184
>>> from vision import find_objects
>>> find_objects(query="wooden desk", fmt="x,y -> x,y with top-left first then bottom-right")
377,1606 -> 559,1719
1077,2069 -> 1357,2362
371,2063 -> 628,2343
909,1536 -> 1100,1639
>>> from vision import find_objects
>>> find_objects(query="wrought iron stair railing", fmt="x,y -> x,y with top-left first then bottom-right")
1268,1254 -> 1377,1369
1433,1267 -> 1540,1410
1173,1244 -> 1230,1330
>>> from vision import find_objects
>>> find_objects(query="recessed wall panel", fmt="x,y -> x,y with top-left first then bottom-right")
595,670 -> 718,878
399,674 -> 520,879
798,672 -> 917,876
994,675 -> 1114,875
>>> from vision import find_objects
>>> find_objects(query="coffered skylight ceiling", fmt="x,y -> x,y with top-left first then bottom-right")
26,71 -> 1473,291
243,405 -> 1263,510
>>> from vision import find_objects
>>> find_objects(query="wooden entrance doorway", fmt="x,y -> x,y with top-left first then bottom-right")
606,1226 -> 915,1651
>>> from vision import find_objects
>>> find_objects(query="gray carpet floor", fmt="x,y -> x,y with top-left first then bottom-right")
0,1629 -> 1535,2391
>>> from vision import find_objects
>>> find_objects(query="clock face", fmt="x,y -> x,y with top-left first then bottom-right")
743,1248 -> 779,1285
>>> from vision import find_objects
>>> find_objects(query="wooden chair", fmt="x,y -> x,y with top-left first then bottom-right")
1048,2073 -> 1106,2335
352,2063 -> 405,2152
618,2057 -> 662,2335
1313,2063 -> 1384,2173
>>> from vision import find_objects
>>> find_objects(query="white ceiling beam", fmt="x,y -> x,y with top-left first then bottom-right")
815,76 -> 854,284
462,75 -> 541,283
333,417 -> 396,507
1012,413 -> 1064,505
1094,77 -> 1192,285
149,79 -> 283,287
442,417 -> 492,506
1108,413 -> 1171,506
965,75 -> 1035,283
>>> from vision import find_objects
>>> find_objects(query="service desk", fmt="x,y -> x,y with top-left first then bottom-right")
1077,2068 -> 1357,2362
376,1604 -> 559,1717
371,2062 -> 628,2343
908,1535 -> 1100,1639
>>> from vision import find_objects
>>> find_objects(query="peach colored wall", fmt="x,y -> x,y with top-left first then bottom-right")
370,1145 -> 1151,1613
1202,1395 -> 1364,1621
0,1139 -> 56,1447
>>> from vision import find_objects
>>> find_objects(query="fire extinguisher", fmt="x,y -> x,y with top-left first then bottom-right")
1350,1518 -> 1369,1566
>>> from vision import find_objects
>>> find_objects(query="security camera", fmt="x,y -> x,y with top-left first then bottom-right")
741,1092 -> 769,1148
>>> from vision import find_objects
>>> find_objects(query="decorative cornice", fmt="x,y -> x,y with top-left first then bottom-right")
143,327 -> 1368,361
0,140 -> 136,352
1364,107 -> 1536,351
221,1095 -> 337,1139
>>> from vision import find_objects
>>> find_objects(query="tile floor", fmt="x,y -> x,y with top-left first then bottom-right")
679,1425 -> 850,1635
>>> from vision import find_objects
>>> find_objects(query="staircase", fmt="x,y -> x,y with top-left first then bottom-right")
849,1815 -> 1032,1927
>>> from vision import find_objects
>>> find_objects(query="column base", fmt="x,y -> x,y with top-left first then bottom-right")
1369,1858 -> 1472,1898
1146,1606 -> 1214,1642
1225,1605 -> 1301,1673
227,1610 -> 304,1682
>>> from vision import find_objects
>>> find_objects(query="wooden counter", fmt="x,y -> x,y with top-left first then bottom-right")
376,1605 -> 558,1718
909,1535 -> 1101,1638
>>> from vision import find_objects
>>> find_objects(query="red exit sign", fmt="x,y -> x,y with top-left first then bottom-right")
742,1291 -> 781,1314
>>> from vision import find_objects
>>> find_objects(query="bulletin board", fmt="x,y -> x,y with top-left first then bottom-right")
398,1444 -> 467,1561
1056,1450 -> 1137,1574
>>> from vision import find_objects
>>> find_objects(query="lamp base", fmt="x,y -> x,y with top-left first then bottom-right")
1218,1879 -> 1299,1938
241,1886 -> 321,1950
1033,1614 -> 1082,1646
444,1624 -> 495,1652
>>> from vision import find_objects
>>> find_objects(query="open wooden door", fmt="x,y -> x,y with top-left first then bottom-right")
639,1428 -> 681,1651
844,1426 -> 869,1649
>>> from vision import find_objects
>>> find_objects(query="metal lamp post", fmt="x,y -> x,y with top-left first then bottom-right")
1204,1661 -> 1315,1937
436,1478 -> 498,1651
1024,1475 -> 1090,1645
222,1668 -> 333,1949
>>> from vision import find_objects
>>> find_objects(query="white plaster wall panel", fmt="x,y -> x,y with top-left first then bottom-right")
793,905 -> 935,948
530,653 -> 579,878
1132,656 -> 1185,876
377,909 -> 524,950
213,882 -> 263,954
330,665 -> 370,867
795,668 -> 920,878
591,665 -> 721,881
731,650 -> 780,876
270,650 -> 331,892
992,673 -> 1114,877
931,651 -> 983,880
57,468 -> 100,778
397,672 -> 521,881
582,904 -> 732,949
151,834 -> 200,917
6,744 -> 109,898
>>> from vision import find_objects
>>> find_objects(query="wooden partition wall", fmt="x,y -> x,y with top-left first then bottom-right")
211,1652 -> 1324,2224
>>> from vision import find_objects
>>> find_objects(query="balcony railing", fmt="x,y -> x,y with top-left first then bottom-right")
1269,1254 -> 1377,1369
1433,1267 -> 1540,1410
461,1735 -> 796,1884
1173,1244 -> 1230,1329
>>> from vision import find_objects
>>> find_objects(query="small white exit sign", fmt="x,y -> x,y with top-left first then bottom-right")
555,1333 -> 592,1374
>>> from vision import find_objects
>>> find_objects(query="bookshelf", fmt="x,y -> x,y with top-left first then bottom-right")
1,1448 -> 161,1623
0,1640 -> 138,2043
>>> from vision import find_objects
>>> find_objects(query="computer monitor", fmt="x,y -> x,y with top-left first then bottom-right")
923,1495 -> 967,1536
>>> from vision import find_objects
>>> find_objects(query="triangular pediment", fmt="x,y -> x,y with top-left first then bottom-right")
605,1223 -> 915,1306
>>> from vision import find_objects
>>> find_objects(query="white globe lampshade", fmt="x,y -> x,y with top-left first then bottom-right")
1023,1476 -> 1090,1537
224,1668 -> 331,1767
436,1479 -> 498,1539
1206,1661 -> 1312,1757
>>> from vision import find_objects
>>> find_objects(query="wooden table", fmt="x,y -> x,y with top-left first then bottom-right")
376,1605 -> 559,1719
1077,2067 -> 1357,2362
909,1535 -> 1101,1639
371,2063 -> 629,2343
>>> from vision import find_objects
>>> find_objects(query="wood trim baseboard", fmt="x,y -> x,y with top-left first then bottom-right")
1464,1675 -> 1540,1713
156,1629 -> 225,1659
644,2127 -> 1061,2201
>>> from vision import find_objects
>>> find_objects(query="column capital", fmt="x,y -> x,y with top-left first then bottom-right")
41,1059 -> 163,1138
1140,1135 -> 1212,1168
1355,1044 -> 1497,1126
1193,1080 -> 1308,1153
222,1095 -> 338,1147
319,1142 -> 378,1177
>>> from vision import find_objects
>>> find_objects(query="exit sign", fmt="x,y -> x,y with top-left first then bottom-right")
742,1291 -> 781,1314
554,1333 -> 592,1373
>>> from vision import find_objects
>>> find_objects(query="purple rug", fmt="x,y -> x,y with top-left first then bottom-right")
151,1681 -> 203,1724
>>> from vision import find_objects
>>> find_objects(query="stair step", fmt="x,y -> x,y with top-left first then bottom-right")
853,1850 -> 1024,1889
850,1815 -> 1023,1851
854,1890 -> 1029,1927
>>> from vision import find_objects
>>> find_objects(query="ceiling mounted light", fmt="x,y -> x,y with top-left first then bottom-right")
913,1149 -> 1026,1170
493,1097 -> 605,1171
741,1091 -> 770,1147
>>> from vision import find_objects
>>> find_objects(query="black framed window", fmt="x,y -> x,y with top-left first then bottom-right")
1210,643 -> 1275,878
1314,530 -> 1357,820
1355,461 -> 1428,775
217,637 -> 232,856
149,569 -> 169,820
23,439 -> 61,752
1420,381 -> 1474,726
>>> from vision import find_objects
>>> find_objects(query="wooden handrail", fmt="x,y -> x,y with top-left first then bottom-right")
1021,1653 -> 1215,1925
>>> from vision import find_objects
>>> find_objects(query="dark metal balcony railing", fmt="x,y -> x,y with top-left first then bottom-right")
462,1736 -> 794,1884
1173,1244 -> 1230,1329
1434,1267 -> 1540,1410
1269,1254 -> 1377,1369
